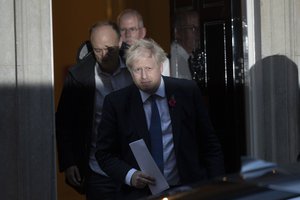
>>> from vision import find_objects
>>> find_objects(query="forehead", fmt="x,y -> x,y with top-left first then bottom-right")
119,14 -> 139,27
131,53 -> 157,67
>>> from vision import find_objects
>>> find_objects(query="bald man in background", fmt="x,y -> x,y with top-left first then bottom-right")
56,21 -> 132,200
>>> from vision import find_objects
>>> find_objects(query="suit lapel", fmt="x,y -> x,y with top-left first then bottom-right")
129,86 -> 151,149
128,77 -> 184,152
164,77 -> 182,152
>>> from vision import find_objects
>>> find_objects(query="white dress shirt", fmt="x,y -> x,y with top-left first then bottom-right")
89,58 -> 132,176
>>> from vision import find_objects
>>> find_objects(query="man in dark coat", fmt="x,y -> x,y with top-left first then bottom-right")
56,21 -> 132,200
96,38 -> 224,200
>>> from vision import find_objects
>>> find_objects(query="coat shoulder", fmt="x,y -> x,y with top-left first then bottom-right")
106,84 -> 135,100
68,54 -> 96,80
164,76 -> 198,91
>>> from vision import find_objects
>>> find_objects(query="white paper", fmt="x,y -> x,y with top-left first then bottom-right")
129,139 -> 170,194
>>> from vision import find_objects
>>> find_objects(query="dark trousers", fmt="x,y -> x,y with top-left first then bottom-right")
86,167 -> 120,200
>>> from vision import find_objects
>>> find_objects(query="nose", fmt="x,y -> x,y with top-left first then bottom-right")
141,68 -> 147,79
125,30 -> 132,38
100,49 -> 108,58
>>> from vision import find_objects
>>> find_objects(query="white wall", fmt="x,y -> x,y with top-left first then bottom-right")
0,0 -> 56,199
245,0 -> 300,164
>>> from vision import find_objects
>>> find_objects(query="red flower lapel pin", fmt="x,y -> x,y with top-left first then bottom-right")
168,95 -> 176,108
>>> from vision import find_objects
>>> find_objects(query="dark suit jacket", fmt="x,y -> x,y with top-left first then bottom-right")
55,54 -> 97,193
56,54 -> 96,174
95,76 -> 224,199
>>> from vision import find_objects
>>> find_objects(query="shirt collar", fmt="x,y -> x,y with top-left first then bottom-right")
140,76 -> 165,103
119,56 -> 126,69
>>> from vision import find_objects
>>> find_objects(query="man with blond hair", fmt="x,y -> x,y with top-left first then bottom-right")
96,39 -> 224,199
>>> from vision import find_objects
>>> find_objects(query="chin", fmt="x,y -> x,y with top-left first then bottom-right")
140,87 -> 155,94
126,40 -> 134,46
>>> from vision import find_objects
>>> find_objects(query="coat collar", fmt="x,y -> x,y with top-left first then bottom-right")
69,53 -> 96,86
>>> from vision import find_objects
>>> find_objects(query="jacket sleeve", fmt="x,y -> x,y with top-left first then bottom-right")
56,73 -> 82,172
95,94 -> 133,183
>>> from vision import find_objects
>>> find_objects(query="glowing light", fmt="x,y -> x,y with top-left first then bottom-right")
222,176 -> 228,182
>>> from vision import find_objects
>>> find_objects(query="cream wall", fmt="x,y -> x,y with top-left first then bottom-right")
0,0 -> 56,199
245,0 -> 300,164
260,0 -> 300,70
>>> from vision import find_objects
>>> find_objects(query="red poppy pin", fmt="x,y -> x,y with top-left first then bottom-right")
168,95 -> 176,108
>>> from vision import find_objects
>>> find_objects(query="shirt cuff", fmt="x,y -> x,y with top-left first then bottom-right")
125,168 -> 137,186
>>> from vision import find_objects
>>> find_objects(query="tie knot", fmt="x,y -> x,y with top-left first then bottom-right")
149,94 -> 158,102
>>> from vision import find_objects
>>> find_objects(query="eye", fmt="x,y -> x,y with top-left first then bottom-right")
129,27 -> 138,32
93,47 -> 110,54
120,27 -> 139,33
133,68 -> 141,73
93,48 -> 101,53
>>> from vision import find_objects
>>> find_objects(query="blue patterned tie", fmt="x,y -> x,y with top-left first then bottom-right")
149,95 -> 164,173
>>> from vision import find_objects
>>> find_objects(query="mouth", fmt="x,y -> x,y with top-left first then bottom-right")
140,82 -> 152,89
125,39 -> 134,45
141,80 -> 151,85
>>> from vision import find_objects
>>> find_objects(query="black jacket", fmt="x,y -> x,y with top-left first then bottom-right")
96,76 -> 225,199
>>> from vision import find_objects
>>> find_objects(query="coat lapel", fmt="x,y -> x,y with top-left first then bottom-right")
129,85 -> 151,149
71,53 -> 96,89
164,77 -> 182,152
128,77 -> 184,153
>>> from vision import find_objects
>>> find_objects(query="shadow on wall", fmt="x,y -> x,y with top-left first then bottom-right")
0,84 -> 56,200
249,55 -> 300,163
